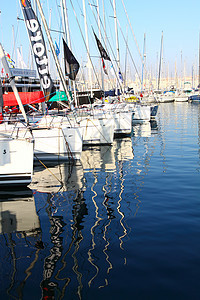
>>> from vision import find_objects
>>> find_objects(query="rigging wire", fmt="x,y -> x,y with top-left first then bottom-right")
69,0 -> 101,90
108,0 -> 141,84
89,0 -> 125,91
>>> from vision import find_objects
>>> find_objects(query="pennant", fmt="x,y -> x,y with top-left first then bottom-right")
93,30 -> 110,75
101,58 -> 108,75
63,39 -> 79,81
20,0 -> 56,101
119,69 -> 123,82
55,41 -> 60,57
5,52 -> 15,68
93,31 -> 111,61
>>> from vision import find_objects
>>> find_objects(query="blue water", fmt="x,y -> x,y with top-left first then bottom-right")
0,102 -> 200,300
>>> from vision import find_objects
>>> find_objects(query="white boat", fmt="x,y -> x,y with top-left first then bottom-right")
0,116 -> 83,162
0,130 -> 34,187
31,112 -> 114,147
92,103 -> 133,136
131,104 -> 151,122
174,93 -> 189,102
0,43 -> 34,187
157,91 -> 175,103
32,125 -> 83,161
80,117 -> 114,145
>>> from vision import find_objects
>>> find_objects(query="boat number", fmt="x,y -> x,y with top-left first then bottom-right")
3,149 -> 6,154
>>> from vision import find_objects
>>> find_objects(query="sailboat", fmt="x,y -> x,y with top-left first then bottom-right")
58,1 -> 115,145
0,43 -> 34,187
1,0 -> 84,162
19,0 -> 114,148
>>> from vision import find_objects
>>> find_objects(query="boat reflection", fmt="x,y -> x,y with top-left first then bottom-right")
0,190 -> 41,299
29,162 -> 84,193
132,121 -> 151,137
80,138 -> 134,289
0,136 -> 144,299
0,189 -> 40,235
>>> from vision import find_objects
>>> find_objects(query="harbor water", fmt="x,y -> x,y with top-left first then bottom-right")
0,102 -> 200,300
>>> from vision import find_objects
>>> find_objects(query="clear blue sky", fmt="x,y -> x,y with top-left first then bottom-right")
0,0 -> 199,80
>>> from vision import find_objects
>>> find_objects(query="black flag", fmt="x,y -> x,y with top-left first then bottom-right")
93,31 -> 111,74
63,39 -> 80,81
20,0 -> 56,101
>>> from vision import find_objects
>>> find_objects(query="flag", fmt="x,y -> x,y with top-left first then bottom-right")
101,58 -> 108,75
20,0 -> 56,101
93,30 -> 111,75
63,39 -> 79,81
93,31 -> 110,61
5,52 -> 15,68
119,69 -> 123,82
55,41 -> 60,57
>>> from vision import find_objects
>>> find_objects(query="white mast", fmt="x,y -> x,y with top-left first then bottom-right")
61,0 -> 78,106
158,31 -> 163,91
82,0 -> 93,95
141,33 -> 146,93
113,0 -> 121,94
102,0 -> 107,49
96,0 -> 104,93
113,0 -> 120,69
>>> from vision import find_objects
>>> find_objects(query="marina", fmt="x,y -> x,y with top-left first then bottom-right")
0,102 -> 200,299
0,0 -> 200,299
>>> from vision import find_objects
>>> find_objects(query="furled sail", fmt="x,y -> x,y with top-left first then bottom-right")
20,0 -> 56,101
93,30 -> 111,75
63,39 -> 80,81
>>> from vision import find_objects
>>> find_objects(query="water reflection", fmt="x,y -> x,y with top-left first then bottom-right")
0,189 -> 41,299
30,162 -> 84,193
0,132 -> 156,299
80,139 -> 134,290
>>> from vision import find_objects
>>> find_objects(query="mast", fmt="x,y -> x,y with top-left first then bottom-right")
113,0 -> 120,75
102,0 -> 106,49
34,0 -> 76,114
180,50 -> 182,89
12,25 -> 16,66
61,0 -> 78,107
82,0 -> 93,96
158,31 -> 163,91
96,0 -> 104,94
124,25 -> 128,92
199,32 -> 200,88
141,33 -> 146,93
0,43 -> 28,123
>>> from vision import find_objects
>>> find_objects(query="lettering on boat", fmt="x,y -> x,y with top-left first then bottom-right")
26,19 -> 50,90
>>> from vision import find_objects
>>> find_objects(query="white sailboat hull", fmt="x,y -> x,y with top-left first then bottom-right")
0,136 -> 34,186
91,104 -> 133,135
32,126 -> 83,161
132,105 -> 151,121
80,117 -> 114,145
